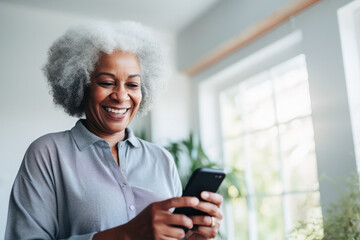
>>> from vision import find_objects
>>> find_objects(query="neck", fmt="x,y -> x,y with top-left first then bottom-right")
83,120 -> 126,149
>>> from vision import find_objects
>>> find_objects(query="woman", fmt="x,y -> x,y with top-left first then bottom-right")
5,21 -> 223,240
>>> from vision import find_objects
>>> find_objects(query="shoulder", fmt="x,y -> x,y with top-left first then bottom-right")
23,130 -> 73,170
27,130 -> 72,154
17,130 -> 72,183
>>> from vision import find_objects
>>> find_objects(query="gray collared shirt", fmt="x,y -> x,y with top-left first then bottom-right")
5,120 -> 182,240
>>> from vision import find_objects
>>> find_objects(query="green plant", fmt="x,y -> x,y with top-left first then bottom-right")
291,174 -> 360,240
165,132 -> 244,200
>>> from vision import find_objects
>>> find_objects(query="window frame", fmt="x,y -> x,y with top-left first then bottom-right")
218,55 -> 320,239
197,31 -> 321,239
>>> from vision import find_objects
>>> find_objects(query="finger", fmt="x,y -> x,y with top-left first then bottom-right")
162,225 -> 188,239
149,206 -> 194,230
160,197 -> 199,210
201,191 -> 223,207
190,215 -> 214,227
192,202 -> 223,219
166,213 -> 194,230
192,225 -> 219,239
160,237 -> 180,240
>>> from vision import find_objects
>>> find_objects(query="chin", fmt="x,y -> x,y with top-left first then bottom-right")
106,123 -> 128,134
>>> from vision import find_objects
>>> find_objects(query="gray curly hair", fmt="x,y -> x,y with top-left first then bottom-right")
44,21 -> 168,117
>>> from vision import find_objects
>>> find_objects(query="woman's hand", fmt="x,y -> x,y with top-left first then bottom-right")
94,196 -> 200,240
185,191 -> 223,240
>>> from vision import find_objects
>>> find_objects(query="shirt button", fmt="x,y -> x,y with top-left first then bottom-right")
129,204 -> 135,211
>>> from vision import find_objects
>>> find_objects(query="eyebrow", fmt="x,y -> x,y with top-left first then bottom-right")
129,74 -> 141,79
96,72 -> 115,78
95,72 -> 141,79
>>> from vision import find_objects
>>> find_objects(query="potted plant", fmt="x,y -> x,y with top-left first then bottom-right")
291,174 -> 360,240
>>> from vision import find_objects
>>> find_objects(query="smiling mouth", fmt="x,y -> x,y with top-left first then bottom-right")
104,107 -> 128,114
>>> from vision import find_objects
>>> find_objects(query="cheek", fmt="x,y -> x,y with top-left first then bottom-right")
133,91 -> 142,107
137,92 -> 142,105
90,88 -> 108,106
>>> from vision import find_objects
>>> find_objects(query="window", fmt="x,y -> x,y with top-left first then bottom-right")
219,55 -> 321,240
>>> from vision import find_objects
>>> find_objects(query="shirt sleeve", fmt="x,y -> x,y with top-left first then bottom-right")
165,149 -> 183,197
5,142 -> 97,240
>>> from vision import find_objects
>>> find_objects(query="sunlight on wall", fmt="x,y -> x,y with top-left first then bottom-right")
338,0 -> 360,173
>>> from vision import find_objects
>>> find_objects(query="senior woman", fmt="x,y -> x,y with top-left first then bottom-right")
5,21 -> 223,240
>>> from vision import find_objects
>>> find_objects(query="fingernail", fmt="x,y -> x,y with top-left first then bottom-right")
191,197 -> 199,204
202,192 -> 209,199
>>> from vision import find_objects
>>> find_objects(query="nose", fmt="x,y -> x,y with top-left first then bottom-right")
110,85 -> 130,102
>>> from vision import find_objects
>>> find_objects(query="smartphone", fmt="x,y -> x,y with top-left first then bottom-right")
173,168 -> 226,231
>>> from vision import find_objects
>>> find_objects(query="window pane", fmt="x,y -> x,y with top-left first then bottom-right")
272,55 -> 312,123
243,78 -> 276,131
223,137 -> 245,170
231,198 -> 249,240
220,88 -> 243,138
280,118 -> 319,191
248,128 -> 282,194
256,196 -> 285,240
275,81 -> 312,123
285,192 -> 322,233
271,55 -> 307,90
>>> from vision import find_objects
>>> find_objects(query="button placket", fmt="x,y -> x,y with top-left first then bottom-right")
116,142 -> 136,219
118,142 -> 127,175
118,145 -> 129,189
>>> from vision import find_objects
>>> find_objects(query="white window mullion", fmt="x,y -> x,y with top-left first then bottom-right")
240,83 -> 258,240
219,98 -> 235,240
269,70 -> 293,239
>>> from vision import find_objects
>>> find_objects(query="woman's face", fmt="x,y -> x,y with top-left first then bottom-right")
84,50 -> 142,137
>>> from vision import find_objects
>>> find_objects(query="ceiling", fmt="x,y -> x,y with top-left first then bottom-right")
0,0 -> 220,33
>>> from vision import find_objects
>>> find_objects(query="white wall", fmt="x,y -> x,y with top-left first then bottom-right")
0,2 -> 189,237
338,0 -> 360,172
300,0 -> 357,206
0,3 -> 81,236
178,0 -> 358,211
151,72 -> 191,145
151,37 -> 191,145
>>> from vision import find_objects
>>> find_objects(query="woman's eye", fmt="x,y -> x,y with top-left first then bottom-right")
99,82 -> 115,86
127,83 -> 140,88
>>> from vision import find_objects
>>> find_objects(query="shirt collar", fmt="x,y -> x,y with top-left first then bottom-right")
124,128 -> 141,148
71,120 -> 104,151
71,119 -> 141,151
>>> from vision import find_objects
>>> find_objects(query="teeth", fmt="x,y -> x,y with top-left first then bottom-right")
105,107 -> 127,114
